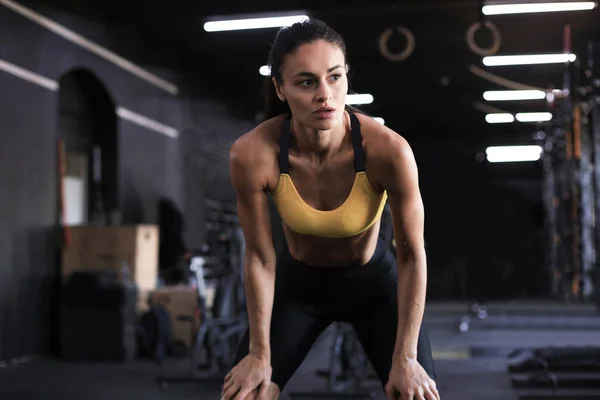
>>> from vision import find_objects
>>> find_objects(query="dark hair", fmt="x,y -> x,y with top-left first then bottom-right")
262,18 -> 362,120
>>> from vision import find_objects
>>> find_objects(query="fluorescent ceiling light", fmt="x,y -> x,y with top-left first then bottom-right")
486,113 -> 515,123
483,53 -> 577,66
486,145 -> 543,163
373,117 -> 385,125
259,65 -> 271,76
516,112 -> 553,122
346,93 -> 374,105
483,90 -> 546,101
482,2 -> 597,15
204,15 -> 309,32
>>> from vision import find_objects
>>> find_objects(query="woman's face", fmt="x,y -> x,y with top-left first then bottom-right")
274,39 -> 348,130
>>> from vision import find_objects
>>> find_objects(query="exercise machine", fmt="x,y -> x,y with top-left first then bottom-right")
508,346 -> 600,399
156,249 -> 246,388
156,199 -> 247,388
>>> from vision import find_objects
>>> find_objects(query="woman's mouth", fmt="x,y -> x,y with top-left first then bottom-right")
313,107 -> 336,119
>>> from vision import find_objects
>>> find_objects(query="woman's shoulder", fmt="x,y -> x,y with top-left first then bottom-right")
234,114 -> 287,150
230,114 -> 286,174
354,112 -> 412,162
353,113 -> 418,192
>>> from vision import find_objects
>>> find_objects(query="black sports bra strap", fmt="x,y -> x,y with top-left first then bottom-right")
349,112 -> 366,172
278,116 -> 291,174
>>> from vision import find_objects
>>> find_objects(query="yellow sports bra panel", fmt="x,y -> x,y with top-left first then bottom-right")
270,171 -> 388,238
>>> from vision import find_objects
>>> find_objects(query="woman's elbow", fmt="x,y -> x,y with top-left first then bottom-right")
244,247 -> 277,270
396,244 -> 426,265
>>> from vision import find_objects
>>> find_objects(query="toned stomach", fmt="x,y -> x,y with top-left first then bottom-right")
282,221 -> 382,267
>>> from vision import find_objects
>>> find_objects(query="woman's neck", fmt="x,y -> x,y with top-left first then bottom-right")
290,112 -> 350,162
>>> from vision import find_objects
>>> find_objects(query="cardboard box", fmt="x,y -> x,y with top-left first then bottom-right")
61,225 -> 159,292
149,286 -> 200,349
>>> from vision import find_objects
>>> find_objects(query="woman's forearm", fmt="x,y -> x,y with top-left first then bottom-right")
393,254 -> 427,363
243,253 -> 277,361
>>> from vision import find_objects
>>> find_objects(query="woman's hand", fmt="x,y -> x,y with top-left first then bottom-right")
385,358 -> 440,400
221,353 -> 272,400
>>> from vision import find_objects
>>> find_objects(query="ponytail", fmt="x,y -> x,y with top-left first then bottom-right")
262,77 -> 290,121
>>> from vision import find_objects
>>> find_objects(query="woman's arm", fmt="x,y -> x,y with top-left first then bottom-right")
377,134 -> 427,365
229,136 -> 277,362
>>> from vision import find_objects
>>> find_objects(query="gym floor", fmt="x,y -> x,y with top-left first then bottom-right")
1,301 -> 598,400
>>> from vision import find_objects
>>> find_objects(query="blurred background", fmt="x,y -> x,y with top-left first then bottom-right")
1,0 -> 600,399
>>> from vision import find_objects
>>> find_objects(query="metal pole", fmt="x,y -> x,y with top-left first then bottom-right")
577,103 -> 595,299
542,136 -> 558,297
590,97 -> 600,306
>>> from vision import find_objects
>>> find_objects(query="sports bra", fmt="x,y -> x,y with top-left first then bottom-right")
270,112 -> 388,238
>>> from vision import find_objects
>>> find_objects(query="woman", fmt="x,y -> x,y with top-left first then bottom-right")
222,18 -> 440,400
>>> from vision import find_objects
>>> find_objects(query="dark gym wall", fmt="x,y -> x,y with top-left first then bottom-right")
0,2 -> 253,363
0,69 -> 58,365
180,99 -> 256,247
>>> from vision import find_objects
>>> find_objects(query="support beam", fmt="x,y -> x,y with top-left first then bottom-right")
591,102 -> 600,307
577,103 -> 595,299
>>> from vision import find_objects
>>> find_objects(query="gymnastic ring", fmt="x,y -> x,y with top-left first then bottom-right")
466,20 -> 502,57
378,26 -> 415,62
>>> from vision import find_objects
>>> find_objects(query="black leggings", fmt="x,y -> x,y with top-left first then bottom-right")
232,239 -> 436,390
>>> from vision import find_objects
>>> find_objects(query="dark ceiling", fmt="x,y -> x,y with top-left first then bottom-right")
41,1 -> 600,146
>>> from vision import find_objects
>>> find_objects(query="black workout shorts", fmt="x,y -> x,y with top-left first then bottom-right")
232,239 -> 436,391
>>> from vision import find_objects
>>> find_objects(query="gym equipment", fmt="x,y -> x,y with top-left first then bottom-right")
506,37 -> 600,400
541,33 -> 600,305
508,346 -> 600,399
290,323 -> 378,400
509,347 -> 600,374
155,250 -> 247,387
156,199 -> 247,388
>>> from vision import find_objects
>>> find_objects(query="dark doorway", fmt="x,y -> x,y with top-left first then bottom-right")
57,69 -> 118,225
50,70 -> 118,356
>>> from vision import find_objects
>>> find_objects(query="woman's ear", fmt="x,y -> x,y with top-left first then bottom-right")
272,77 -> 286,102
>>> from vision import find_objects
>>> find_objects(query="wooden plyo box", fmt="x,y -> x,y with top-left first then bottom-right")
61,225 -> 159,293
